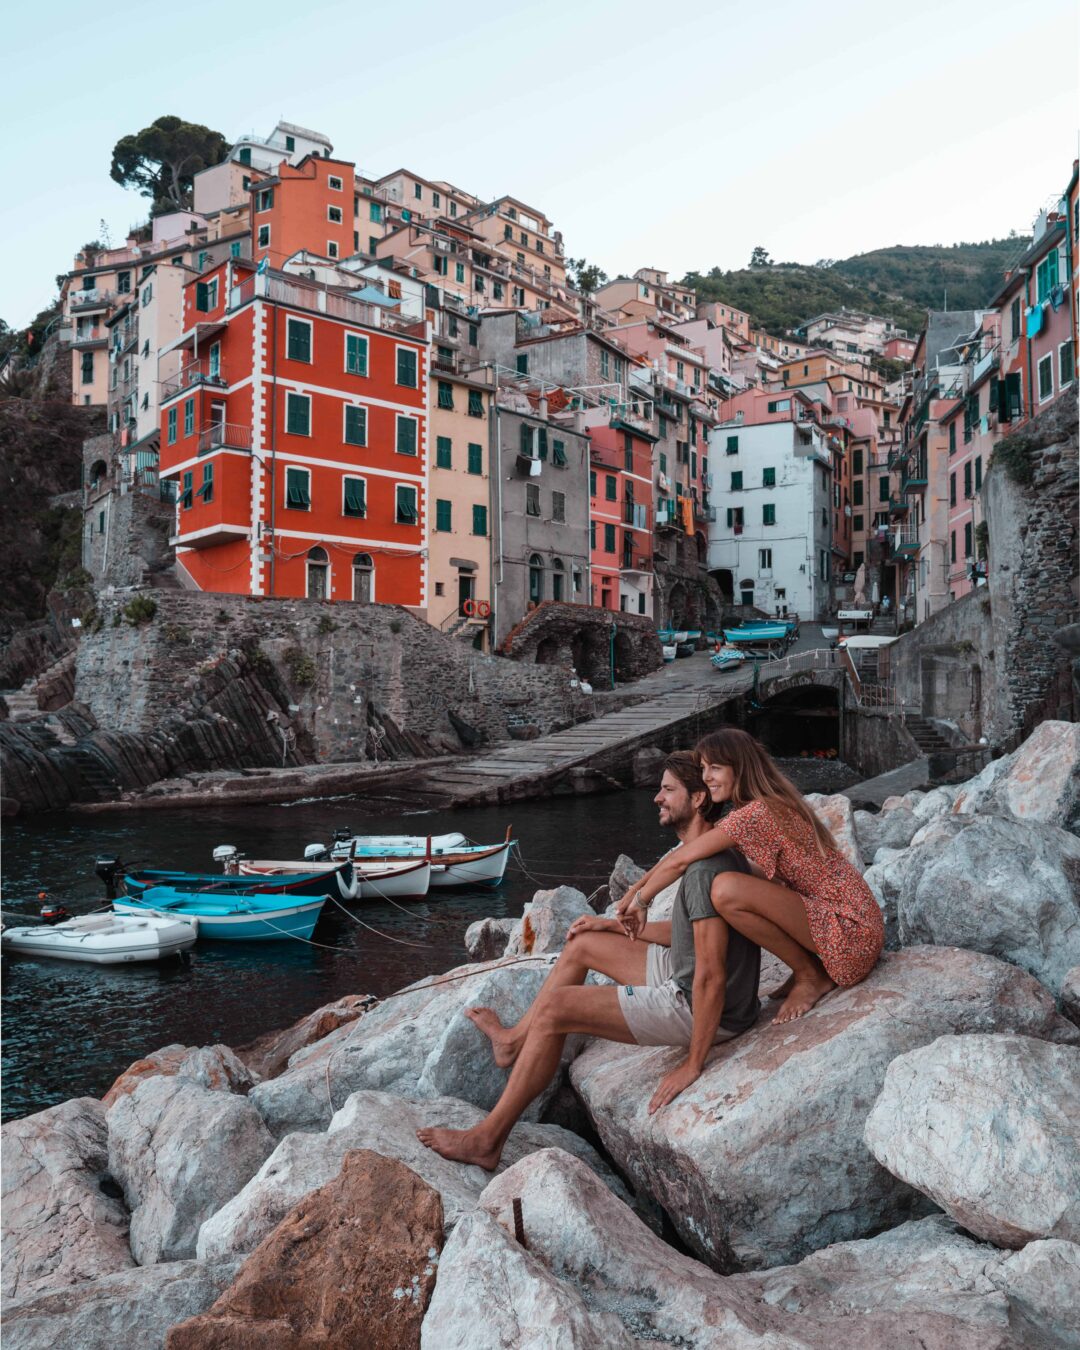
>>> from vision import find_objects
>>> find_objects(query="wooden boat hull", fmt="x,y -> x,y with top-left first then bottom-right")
241,859 -> 432,900
125,866 -> 348,900
332,840 -> 513,889
2,913 -> 197,964
115,891 -> 325,941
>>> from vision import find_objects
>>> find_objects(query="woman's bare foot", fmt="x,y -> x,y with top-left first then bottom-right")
767,974 -> 794,1001
464,1006 -> 520,1069
416,1125 -> 502,1171
773,969 -> 835,1024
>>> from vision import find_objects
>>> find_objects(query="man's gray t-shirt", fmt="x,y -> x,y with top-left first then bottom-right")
668,851 -> 761,1035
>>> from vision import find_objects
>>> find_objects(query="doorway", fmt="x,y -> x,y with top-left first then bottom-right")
457,569 -> 475,615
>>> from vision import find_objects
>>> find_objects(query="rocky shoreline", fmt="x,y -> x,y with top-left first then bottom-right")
3,721 -> 1079,1347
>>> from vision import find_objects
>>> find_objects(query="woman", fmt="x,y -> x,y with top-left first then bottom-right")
618,727 -> 884,1023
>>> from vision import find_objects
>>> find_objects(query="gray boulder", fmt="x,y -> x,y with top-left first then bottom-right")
853,806 -> 921,866
897,815 -> 1080,999
474,1147 -> 1064,1348
198,1091 -> 637,1263
420,1210 -> 639,1349
2,1097 -> 134,1300
1,1258 -> 240,1350
862,815 -> 973,949
107,1076 -> 275,1264
608,853 -> 645,907
463,916 -> 514,961
1064,965 -> 1080,1026
985,1239 -> 1080,1348
952,720 -> 1080,833
804,792 -> 862,869
570,946 -> 1077,1272
864,1034 -> 1080,1247
249,955 -> 552,1139
504,886 -> 591,957
912,784 -> 961,822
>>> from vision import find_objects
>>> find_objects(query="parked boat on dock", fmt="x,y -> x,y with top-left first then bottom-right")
711,647 -> 748,672
114,888 -> 326,941
2,912 -> 197,965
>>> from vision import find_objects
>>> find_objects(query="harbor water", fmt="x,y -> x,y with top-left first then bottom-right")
1,759 -> 855,1121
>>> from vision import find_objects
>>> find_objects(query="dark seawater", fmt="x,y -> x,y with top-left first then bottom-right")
1,791 -> 674,1121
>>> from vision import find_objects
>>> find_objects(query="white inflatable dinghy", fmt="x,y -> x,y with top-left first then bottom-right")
1,912 -> 197,964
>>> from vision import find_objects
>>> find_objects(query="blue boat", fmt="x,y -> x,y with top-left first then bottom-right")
114,887 -> 326,941
722,624 -> 790,645
123,863 -> 352,900
711,648 -> 748,671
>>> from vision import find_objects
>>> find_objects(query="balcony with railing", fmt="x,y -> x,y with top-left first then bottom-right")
889,524 -> 920,557
161,359 -> 228,403
198,421 -> 251,453
229,272 -> 426,336
70,288 -> 115,312
72,325 -> 107,348
888,495 -> 909,516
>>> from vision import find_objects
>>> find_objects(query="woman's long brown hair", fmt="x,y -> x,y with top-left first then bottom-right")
695,727 -> 838,856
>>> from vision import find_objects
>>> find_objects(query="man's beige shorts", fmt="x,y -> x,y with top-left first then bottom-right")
616,943 -> 737,1048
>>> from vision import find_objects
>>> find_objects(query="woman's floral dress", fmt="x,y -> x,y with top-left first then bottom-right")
721,801 -> 884,986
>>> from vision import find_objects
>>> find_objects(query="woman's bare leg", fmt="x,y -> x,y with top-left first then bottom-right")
419,985 -> 634,1169
711,873 -> 835,1023
467,930 -> 647,1067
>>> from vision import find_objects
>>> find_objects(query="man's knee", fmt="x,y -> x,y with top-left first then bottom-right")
533,994 -> 568,1035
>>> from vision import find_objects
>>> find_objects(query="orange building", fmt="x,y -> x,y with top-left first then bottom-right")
250,155 -> 357,269
588,421 -> 655,615
158,259 -> 428,606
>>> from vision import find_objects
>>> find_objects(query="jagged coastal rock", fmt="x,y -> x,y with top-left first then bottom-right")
5,724 -> 1080,1347
864,1033 -> 1080,1247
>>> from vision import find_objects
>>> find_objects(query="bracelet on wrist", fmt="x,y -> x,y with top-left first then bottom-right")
631,894 -> 649,913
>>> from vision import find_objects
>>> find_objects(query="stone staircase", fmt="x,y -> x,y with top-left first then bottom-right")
1,652 -> 76,721
441,613 -> 488,644
903,713 -> 955,755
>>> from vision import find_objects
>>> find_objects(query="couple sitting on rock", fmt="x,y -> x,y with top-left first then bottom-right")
419,727 -> 885,1170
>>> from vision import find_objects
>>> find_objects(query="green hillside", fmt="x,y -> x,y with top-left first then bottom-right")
684,237 -> 1029,339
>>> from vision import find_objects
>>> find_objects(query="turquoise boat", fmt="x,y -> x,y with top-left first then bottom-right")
722,624 -> 790,645
122,864 -> 351,900
113,887 -> 326,941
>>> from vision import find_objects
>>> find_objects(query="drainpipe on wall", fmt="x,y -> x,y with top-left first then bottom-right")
1023,271 -> 1035,422
492,393 -> 503,648
267,301 -> 279,596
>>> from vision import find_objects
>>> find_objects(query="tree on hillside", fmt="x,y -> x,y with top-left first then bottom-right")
749,246 -> 772,269
110,117 -> 229,215
566,258 -> 609,295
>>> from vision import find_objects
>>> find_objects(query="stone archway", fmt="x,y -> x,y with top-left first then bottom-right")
535,634 -> 562,665
613,631 -> 634,683
668,581 -> 687,627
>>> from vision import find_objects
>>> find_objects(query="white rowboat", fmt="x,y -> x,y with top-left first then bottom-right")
240,858 -> 434,899
1,913 -> 197,964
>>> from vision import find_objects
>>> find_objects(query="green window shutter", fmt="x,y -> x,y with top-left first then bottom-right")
467,442 -> 483,475
974,456 -> 982,491
763,503 -> 776,525
537,429 -> 548,460
438,381 -> 454,410
878,476 -> 889,503
730,471 -> 742,490
346,334 -> 368,376
181,471 -> 193,508
230,241 -> 241,258
195,282 -> 209,312
964,462 -> 972,497
184,399 -> 194,435
552,440 -> 566,466
659,452 -> 667,473
287,319 -> 311,362
167,408 -> 177,444
1062,343 -> 1076,386
396,486 -> 417,523
436,436 -> 452,468
286,393 -> 310,435
604,523 -> 616,552
472,504 -> 487,536
590,471 -> 596,495
286,468 -> 310,509
520,423 -> 532,456
456,263 -> 465,283
763,467 -> 775,487
965,521 -> 973,557
344,405 -> 366,445
950,473 -> 956,506
590,521 -> 596,548
198,464 -> 214,501
396,348 -> 418,386
396,417 -> 417,454
853,481 -> 863,506
343,478 -> 366,517
516,353 -> 528,374
605,475 -> 616,501
435,499 -> 452,532
726,435 -> 738,453
467,390 -> 484,417
949,422 -> 956,453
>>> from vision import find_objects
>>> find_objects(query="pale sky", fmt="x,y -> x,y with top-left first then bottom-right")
4,0 -> 1077,326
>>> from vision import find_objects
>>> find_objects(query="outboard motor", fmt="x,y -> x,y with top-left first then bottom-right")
304,843 -> 329,862
332,828 -> 353,844
95,857 -> 122,901
213,845 -> 240,875
39,892 -> 71,925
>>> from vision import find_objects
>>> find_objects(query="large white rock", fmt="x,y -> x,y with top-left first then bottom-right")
504,886 -> 591,957
853,806 -> 921,866
952,720 -> 1080,833
1064,965 -> 1080,1026
196,1090 -> 636,1262
897,815 -> 1080,999
984,1239 -> 1080,1347
420,1209 -> 639,1349
249,956 -> 553,1139
106,1075 -> 274,1265
862,816 -> 973,949
864,1034 -> 1080,1247
463,916 -> 514,961
1,1258 -> 241,1350
804,792 -> 862,869
1,1097 -> 134,1300
570,946 -> 1077,1272
475,1148 -> 1064,1348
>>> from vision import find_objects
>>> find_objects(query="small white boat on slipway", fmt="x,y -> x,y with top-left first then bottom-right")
239,857 -> 435,899
1,912 -> 197,964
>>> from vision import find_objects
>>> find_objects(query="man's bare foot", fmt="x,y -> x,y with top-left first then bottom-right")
773,969 -> 835,1024
464,1006 -> 519,1069
416,1125 -> 502,1171
767,974 -> 795,1001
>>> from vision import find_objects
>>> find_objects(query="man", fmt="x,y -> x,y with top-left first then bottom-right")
416,751 -> 761,1170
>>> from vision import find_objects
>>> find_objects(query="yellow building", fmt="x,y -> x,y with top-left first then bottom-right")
427,366 -> 496,647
